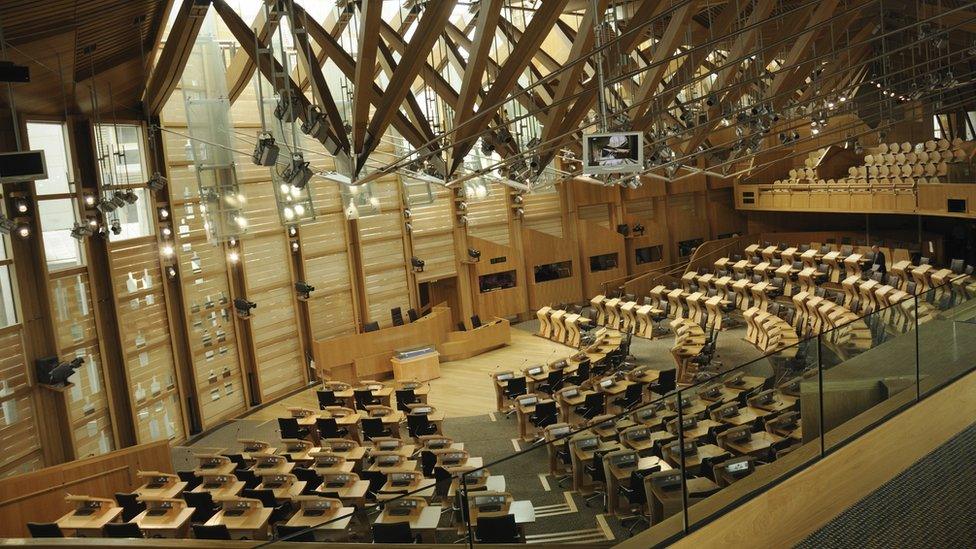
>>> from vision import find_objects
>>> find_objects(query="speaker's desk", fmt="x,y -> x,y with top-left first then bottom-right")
391,351 -> 440,382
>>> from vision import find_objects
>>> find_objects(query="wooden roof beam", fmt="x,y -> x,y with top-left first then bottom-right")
449,0 -> 569,175
352,0 -> 383,154
359,0 -> 458,174
142,0 -> 209,115
292,27 -> 350,155
451,0 -> 502,133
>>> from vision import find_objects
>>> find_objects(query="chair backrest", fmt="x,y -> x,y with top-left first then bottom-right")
361,417 -> 385,437
226,453 -> 247,469
193,524 -> 232,540
360,470 -> 388,497
103,522 -> 144,538
395,389 -> 417,412
920,256 -> 930,265
354,389 -> 377,409
420,450 -> 437,477
625,382 -> 642,401
179,471 -> 203,493
533,401 -> 558,425
407,308 -> 419,322
183,491 -> 219,523
276,524 -> 317,542
476,514 -> 519,543
235,468 -> 260,489
584,392 -> 605,410
471,314 -> 482,328
656,369 -> 677,394
277,417 -> 302,439
372,521 -> 415,543
364,321 -> 380,332
115,492 -> 146,522
242,488 -> 278,508
316,389 -> 337,409
293,467 -> 319,484
316,416 -> 341,438
391,307 -> 404,326
504,376 -> 527,396
950,258 -> 964,274
27,523 -> 63,538
591,451 -> 608,482
407,413 -> 433,437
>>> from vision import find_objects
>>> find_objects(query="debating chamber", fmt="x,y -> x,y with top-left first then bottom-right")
3,0 -> 976,547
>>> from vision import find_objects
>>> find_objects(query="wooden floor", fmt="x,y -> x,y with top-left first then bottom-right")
245,327 -> 572,421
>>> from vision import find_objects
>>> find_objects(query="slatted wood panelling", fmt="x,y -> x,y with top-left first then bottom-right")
409,185 -> 457,282
466,184 -> 511,246
241,232 -> 306,400
48,271 -> 115,459
301,182 -> 358,341
107,239 -> 185,443
0,328 -> 43,477
161,102 -> 249,429
358,178 -> 411,327
578,203 -> 612,228
523,188 -> 564,238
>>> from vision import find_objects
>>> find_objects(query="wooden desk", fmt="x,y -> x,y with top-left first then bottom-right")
606,456 -> 670,515
674,419 -> 723,441
447,475 -> 506,498
438,318 -> 511,360
392,352 -> 441,382
55,506 -> 123,537
284,506 -> 356,539
193,480 -> 246,501
205,507 -> 273,540
256,479 -> 306,501
378,478 -> 437,500
648,476 -> 720,524
132,507 -> 194,538
315,479 -> 370,508
468,500 -> 536,526
663,443 -> 728,472
366,460 -> 418,474
136,480 -> 187,500
312,305 -> 454,382
714,406 -> 770,427
724,431 -> 784,457
373,506 -> 443,543
571,441 -> 621,492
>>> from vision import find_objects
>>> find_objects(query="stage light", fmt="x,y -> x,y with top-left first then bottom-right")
110,219 -> 122,236
252,132 -> 279,167
96,198 -> 117,213
84,195 -> 96,206
467,248 -> 481,261
228,251 -> 239,263
146,172 -> 167,191
16,223 -> 30,238
123,189 -> 139,204
233,298 -> 257,318
282,154 -> 312,189
70,223 -> 93,241
161,245 -> 174,257
14,198 -> 28,214
274,91 -> 299,123
295,282 -> 315,300
410,256 -> 425,273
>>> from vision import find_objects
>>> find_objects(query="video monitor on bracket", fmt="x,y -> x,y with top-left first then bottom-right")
582,131 -> 643,174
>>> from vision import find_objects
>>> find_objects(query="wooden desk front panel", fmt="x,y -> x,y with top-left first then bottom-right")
313,307 -> 454,382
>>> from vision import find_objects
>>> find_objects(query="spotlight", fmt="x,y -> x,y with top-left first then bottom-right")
110,219 -> 122,236
274,91 -> 299,123
291,241 -> 300,252
14,198 -> 29,214
146,172 -> 167,191
404,221 -> 413,233
233,297 -> 257,318
159,208 -> 169,219
84,195 -> 96,207
110,192 -> 126,208
161,245 -> 174,257
122,189 -> 139,204
457,214 -> 468,226
16,223 -> 30,238
96,198 -> 117,213
410,256 -> 425,273
513,207 -> 524,219
252,132 -> 279,167
456,201 -> 468,211
467,248 -> 481,262
282,154 -> 312,189
403,209 -> 412,219
633,223 -> 645,236
70,223 -> 94,241
300,105 -> 329,142
295,282 -> 315,300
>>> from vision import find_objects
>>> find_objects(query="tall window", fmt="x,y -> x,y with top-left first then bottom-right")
94,124 -> 155,241
26,121 -> 84,270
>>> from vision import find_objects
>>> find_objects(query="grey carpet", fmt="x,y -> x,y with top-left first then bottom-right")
796,421 -> 976,548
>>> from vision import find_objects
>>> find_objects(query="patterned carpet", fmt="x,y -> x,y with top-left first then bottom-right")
796,421 -> 976,548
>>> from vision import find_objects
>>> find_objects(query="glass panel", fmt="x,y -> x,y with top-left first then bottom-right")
38,199 -> 83,270
819,290 -> 918,451
919,274 -> 976,396
0,265 -> 16,328
0,232 -> 6,260
26,121 -> 73,195
109,187 -> 154,242
683,340 -> 821,531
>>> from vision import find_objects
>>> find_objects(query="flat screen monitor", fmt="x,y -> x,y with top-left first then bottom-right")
0,150 -> 46,182
582,132 -> 643,174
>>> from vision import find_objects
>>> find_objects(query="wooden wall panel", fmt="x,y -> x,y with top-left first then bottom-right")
578,220 -> 628,298
0,326 -> 43,477
470,237 -> 528,319
241,235 -> 305,400
357,180 -> 411,328
409,186 -> 457,281
522,189 -> 563,238
106,239 -> 186,444
0,441 -> 173,538
466,185 -> 510,246
522,228 -> 583,309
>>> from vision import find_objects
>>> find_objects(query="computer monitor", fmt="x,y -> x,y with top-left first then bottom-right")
582,131 -> 643,174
